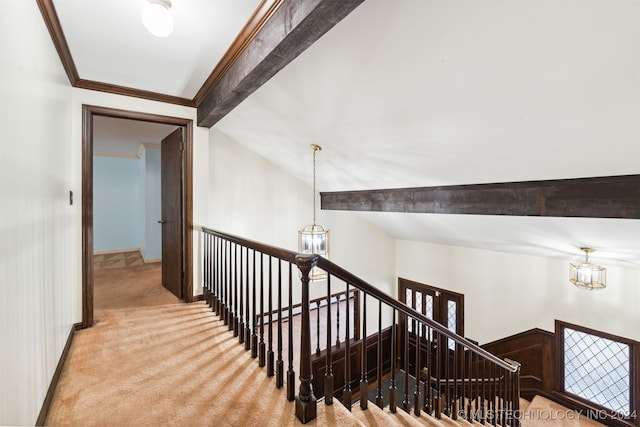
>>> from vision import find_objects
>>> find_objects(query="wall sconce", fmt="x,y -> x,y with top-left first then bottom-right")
569,247 -> 606,290
298,144 -> 329,281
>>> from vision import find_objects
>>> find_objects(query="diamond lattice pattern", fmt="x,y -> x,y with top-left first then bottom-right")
564,328 -> 630,414
447,300 -> 456,350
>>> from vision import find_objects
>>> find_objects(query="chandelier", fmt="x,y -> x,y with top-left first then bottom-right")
569,247 -> 606,290
298,144 -> 329,281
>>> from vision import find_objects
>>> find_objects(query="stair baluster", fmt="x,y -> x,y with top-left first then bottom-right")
359,292 -> 368,410
267,256 -> 274,377
335,293 -> 341,347
238,245 -> 244,343
424,324 -> 432,415
402,310 -> 410,412
233,244 -> 239,337
389,309 -> 397,413
203,233 -> 209,306
343,284 -> 352,410
452,341 -> 458,421
324,275 -> 334,405
259,253 -> 266,367
315,300 -> 321,356
414,316 -> 421,416
287,262 -> 295,401
251,249 -> 258,359
375,300 -> 384,409
244,247 -> 251,351
435,330 -> 441,419
224,240 -> 230,326
276,259 -> 284,388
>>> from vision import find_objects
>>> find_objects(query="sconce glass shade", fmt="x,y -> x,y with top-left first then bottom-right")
142,0 -> 174,37
298,224 -> 329,281
569,248 -> 606,290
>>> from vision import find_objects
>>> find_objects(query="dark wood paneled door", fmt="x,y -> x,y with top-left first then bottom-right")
161,128 -> 184,299
398,278 -> 464,378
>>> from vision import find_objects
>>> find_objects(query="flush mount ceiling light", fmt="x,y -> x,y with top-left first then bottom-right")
142,0 -> 174,38
298,144 -> 329,281
569,247 -> 606,290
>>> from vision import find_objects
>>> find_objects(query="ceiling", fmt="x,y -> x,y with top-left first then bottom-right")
48,0 -> 640,268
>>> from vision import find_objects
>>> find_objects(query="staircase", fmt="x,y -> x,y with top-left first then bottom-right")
202,228 -> 522,426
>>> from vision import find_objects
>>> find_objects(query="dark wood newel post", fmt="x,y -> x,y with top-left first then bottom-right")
295,254 -> 318,424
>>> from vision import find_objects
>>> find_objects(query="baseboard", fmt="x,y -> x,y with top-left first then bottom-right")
94,248 -> 140,255
36,322 -> 82,426
192,294 -> 204,302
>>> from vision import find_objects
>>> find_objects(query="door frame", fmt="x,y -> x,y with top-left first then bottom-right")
82,104 -> 194,328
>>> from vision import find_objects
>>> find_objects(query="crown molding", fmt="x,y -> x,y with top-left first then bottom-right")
75,79 -> 194,107
36,0 -> 80,85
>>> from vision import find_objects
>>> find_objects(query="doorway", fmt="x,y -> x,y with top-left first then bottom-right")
82,105 -> 194,328
398,277 -> 464,378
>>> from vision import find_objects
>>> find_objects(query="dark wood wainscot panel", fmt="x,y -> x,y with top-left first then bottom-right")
482,328 -> 555,400
311,326 -> 393,400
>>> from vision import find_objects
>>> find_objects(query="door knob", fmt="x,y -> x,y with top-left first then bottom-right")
158,220 -> 166,224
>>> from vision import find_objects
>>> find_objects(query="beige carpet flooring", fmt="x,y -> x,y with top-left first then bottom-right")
94,251 -> 177,311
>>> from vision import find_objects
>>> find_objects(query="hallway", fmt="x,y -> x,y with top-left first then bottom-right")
93,251 -> 177,312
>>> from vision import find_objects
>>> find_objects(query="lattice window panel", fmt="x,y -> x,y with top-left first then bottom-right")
405,289 -> 413,332
564,327 -> 630,414
425,294 -> 434,340
447,300 -> 457,350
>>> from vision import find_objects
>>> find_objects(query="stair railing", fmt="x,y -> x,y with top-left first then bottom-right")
202,228 -> 520,426
310,254 -> 521,426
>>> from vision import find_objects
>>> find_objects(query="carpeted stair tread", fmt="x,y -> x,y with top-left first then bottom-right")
350,402 -> 425,426
521,395 -> 605,427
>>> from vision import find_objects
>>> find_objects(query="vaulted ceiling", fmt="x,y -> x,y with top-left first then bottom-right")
40,0 -> 640,267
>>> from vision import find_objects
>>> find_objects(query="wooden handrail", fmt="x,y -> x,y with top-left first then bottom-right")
203,227 -> 299,263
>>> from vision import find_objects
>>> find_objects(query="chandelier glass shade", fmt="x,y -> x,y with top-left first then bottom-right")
569,247 -> 606,290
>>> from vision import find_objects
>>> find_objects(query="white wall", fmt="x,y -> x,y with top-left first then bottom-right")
0,1 -> 74,425
94,156 -> 143,252
206,128 -> 396,312
396,239 -> 640,344
143,147 -> 162,261
93,149 -> 161,260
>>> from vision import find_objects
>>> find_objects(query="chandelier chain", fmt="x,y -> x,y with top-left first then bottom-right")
312,148 -> 317,225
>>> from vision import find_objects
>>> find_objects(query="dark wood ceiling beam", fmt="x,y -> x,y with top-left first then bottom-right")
192,0 -> 282,107
196,0 -> 365,128
320,175 -> 640,219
